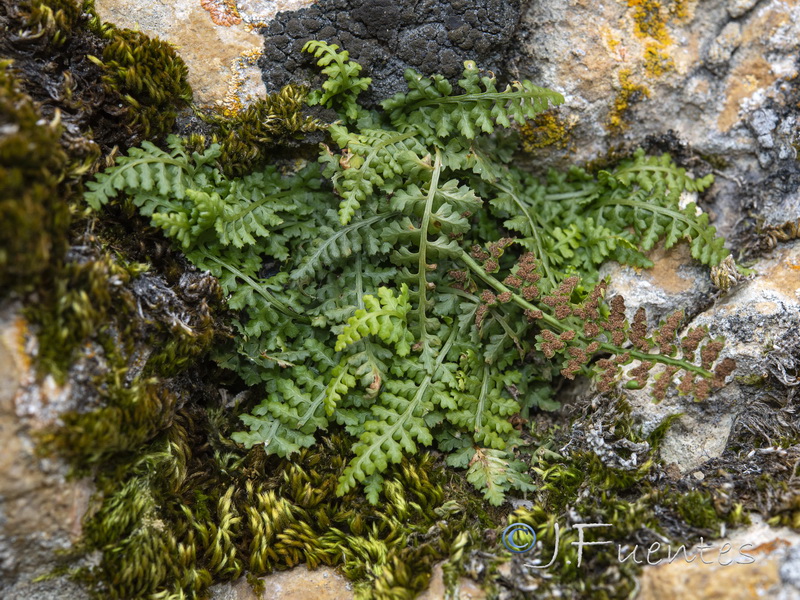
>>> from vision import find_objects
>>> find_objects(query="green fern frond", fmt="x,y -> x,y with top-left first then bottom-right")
302,40 -> 371,122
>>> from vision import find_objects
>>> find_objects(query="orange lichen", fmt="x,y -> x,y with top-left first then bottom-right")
200,0 -> 242,26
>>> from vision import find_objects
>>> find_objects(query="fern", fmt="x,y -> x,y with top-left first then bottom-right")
302,41 -> 371,122
86,43 -> 734,506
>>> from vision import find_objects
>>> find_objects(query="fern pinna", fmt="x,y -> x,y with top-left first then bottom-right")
85,42 -> 733,505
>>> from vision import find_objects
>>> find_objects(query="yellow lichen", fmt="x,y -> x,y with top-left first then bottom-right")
519,111 -> 572,152
220,48 -> 263,116
626,0 -> 672,44
668,0 -> 690,21
603,27 -> 622,55
608,69 -> 650,133
643,42 -> 675,77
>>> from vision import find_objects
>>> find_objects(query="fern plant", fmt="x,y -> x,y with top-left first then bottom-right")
85,41 -> 734,505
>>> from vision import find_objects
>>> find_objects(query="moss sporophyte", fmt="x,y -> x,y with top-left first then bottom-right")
85,39 -> 734,508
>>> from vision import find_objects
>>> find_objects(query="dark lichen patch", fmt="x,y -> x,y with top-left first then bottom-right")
257,0 -> 522,106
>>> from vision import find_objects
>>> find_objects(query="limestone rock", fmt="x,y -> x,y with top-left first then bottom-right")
209,565 -> 352,600
600,243 -> 715,328
0,305 -> 92,599
417,562 -> 487,600
510,0 -> 800,238
638,515 -> 800,600
611,240 -> 800,474
94,0 -> 314,107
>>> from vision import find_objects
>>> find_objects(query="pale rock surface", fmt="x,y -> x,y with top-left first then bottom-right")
0,305 -> 93,599
514,0 -> 800,237
638,515 -> 800,600
209,564 -> 352,600
615,240 -> 800,474
94,0 -> 314,107
209,561 -> 486,600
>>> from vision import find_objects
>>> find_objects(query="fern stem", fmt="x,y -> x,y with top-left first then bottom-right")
493,181 -> 557,289
198,249 -> 309,323
417,149 -> 443,343
410,89 -> 560,109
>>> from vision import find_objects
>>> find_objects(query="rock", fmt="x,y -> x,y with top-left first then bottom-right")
509,0 -> 800,239
600,243 -> 715,328
255,0 -> 523,104
94,0 -> 314,107
638,515 -> 800,600
417,562 -> 487,600
208,562 -> 488,600
209,565 -> 353,600
706,22 -> 742,72
728,0 -> 761,18
0,305 -> 92,599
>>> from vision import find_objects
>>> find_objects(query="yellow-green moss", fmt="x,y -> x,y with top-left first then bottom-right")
608,69 -> 651,133
189,84 -> 325,177
0,62 -> 70,294
92,28 -> 192,139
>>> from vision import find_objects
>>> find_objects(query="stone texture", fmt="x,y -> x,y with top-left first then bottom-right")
208,562 -> 486,600
600,242 -> 715,328
510,0 -> 800,239
417,562 -> 487,600
0,305 -> 92,598
638,515 -> 800,600
256,0 -> 522,104
209,565 -> 352,600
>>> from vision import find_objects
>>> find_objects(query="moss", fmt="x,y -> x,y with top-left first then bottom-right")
519,111 -> 572,152
0,62 -> 71,294
24,254 -> 135,381
608,69 -> 651,133
1,0 -> 191,154
71,425 -> 477,599
91,27 -> 191,139
675,490 -> 720,530
187,84 -> 324,178
735,374 -> 768,386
